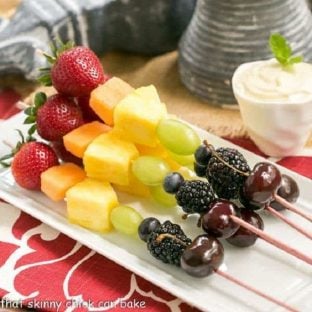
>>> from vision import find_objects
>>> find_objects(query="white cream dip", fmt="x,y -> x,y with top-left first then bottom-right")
232,59 -> 312,157
234,59 -> 312,104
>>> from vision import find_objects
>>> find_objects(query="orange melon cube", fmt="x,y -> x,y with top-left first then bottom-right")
63,121 -> 111,158
41,163 -> 86,201
89,77 -> 134,126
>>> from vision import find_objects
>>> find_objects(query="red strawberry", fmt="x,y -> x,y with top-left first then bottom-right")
50,140 -> 83,167
26,92 -> 84,142
39,41 -> 105,97
11,141 -> 59,190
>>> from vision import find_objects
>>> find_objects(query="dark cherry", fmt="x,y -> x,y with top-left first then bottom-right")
202,199 -> 240,238
270,174 -> 300,211
241,162 -> 282,209
181,235 -> 224,278
239,187 -> 265,211
226,209 -> 264,247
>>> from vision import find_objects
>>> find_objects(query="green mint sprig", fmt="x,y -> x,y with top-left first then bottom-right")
269,33 -> 303,67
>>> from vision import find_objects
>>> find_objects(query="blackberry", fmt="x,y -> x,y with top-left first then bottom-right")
147,220 -> 192,266
175,180 -> 216,214
206,147 -> 250,199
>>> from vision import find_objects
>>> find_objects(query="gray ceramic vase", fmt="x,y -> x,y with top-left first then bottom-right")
179,0 -> 312,105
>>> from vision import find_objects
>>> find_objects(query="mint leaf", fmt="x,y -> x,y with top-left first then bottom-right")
288,55 -> 303,66
269,33 -> 303,67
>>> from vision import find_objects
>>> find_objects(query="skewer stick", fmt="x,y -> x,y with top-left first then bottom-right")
230,215 -> 312,265
275,195 -> 312,223
215,269 -> 298,312
16,100 -> 29,110
266,205 -> 312,240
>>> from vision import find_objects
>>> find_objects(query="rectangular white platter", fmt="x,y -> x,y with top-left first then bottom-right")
0,113 -> 311,312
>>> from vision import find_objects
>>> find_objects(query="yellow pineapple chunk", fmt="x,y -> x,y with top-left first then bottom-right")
63,121 -> 111,158
113,85 -> 167,147
83,132 -> 139,185
66,178 -> 118,232
41,163 -> 86,201
114,171 -> 151,198
89,77 -> 134,126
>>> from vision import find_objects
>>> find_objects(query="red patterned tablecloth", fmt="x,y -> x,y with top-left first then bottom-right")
0,88 -> 311,312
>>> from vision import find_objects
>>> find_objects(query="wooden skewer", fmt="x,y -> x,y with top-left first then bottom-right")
275,195 -> 312,223
215,269 -> 299,312
266,205 -> 312,240
230,215 -> 312,266
16,100 -> 29,110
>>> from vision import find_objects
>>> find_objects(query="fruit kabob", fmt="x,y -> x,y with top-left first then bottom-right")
138,218 -> 299,312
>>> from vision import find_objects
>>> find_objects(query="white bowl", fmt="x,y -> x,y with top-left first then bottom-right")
232,60 -> 312,157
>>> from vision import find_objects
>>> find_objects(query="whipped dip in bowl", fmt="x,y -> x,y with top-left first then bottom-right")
232,58 -> 312,157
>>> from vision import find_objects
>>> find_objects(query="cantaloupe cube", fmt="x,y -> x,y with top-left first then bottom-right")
89,77 -> 134,126
114,171 -> 151,198
84,132 -> 139,185
41,163 -> 86,201
66,178 -> 118,232
113,86 -> 167,147
63,121 -> 111,158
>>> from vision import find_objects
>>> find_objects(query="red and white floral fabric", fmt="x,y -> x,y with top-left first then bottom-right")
0,88 -> 311,312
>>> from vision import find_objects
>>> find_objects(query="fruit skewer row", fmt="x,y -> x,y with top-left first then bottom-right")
2,41 -> 310,258
0,41 -> 309,311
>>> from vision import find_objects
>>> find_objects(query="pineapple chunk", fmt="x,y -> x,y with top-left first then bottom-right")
89,77 -> 134,126
83,132 -> 139,185
113,85 -> 167,147
66,178 -> 118,232
41,163 -> 86,201
63,121 -> 111,158
114,171 -> 151,198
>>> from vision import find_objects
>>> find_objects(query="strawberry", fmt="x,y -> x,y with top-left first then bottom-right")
0,135 -> 59,190
39,41 -> 105,97
24,92 -> 84,142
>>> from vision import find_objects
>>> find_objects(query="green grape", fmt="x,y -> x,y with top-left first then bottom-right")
157,119 -> 201,155
132,156 -> 171,186
168,151 -> 195,166
178,166 -> 198,180
150,185 -> 177,207
110,205 -> 143,235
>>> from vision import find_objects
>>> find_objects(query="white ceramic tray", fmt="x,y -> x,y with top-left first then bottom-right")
0,113 -> 311,312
